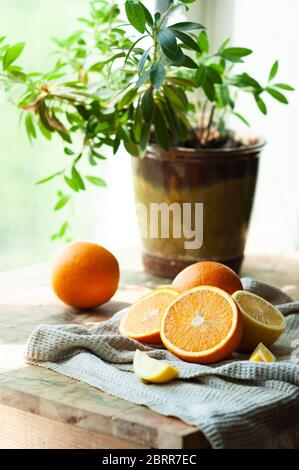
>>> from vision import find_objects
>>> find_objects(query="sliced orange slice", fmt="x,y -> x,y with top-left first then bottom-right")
160,286 -> 243,364
119,287 -> 178,344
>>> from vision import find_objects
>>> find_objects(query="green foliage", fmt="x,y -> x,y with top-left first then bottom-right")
0,0 -> 294,238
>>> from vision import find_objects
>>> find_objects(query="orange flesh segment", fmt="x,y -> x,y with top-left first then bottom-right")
163,289 -> 234,353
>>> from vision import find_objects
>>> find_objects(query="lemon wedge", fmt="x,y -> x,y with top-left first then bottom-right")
232,290 -> 286,352
249,343 -> 277,362
133,350 -> 179,384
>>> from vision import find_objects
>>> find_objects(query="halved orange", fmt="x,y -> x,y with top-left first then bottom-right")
161,286 -> 243,364
119,287 -> 178,344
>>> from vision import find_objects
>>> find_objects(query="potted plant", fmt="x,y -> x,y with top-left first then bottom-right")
0,0 -> 293,277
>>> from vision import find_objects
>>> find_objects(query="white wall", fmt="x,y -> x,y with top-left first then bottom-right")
197,0 -> 299,254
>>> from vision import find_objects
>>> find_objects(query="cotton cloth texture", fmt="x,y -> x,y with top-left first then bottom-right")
25,278 -> 299,449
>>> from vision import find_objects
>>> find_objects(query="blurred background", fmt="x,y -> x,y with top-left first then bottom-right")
0,0 -> 298,270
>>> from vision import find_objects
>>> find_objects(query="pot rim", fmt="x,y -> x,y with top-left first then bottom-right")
147,136 -> 266,160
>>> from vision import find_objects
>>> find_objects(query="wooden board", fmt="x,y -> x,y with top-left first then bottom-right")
0,403 -> 144,449
0,250 -> 298,449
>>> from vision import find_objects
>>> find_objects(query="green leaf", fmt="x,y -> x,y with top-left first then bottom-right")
25,114 -> 36,142
125,0 -> 146,34
194,64 -> 206,86
268,60 -> 279,81
218,85 -> 230,106
39,103 -> 55,132
203,80 -> 215,101
86,176 -> 107,187
35,172 -> 60,185
54,194 -> 70,211
141,88 -> 154,123
171,30 -> 201,52
0,36 -> 5,45
219,52 -> 243,63
154,12 -> 161,24
218,38 -> 230,53
141,3 -> 153,27
57,130 -> 72,144
198,31 -> 209,54
117,88 -> 138,109
169,22 -> 205,31
89,153 -> 97,166
254,95 -> 267,115
38,121 -> 52,140
117,125 -> 131,142
124,140 -> 141,157
266,87 -> 288,104
230,73 -> 262,91
91,149 -> 107,160
124,35 -> 148,66
157,29 -> 184,65
274,83 -> 295,91
3,42 -> 25,70
64,147 -> 75,156
222,47 -> 252,57
113,137 -> 121,155
89,52 -> 126,71
182,55 -> 198,69
71,166 -> 85,190
64,175 -> 79,192
150,63 -> 166,89
136,70 -> 150,87
51,221 -> 69,240
133,106 -> 143,142
154,105 -> 169,151
162,97 -> 187,141
138,47 -> 152,74
206,66 -> 222,84
232,111 -> 250,127
140,123 -> 151,152
163,84 -> 188,112
167,76 -> 194,88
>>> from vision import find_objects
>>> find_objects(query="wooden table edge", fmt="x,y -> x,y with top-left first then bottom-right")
0,382 -> 209,449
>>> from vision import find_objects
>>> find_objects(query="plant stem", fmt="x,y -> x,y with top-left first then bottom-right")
153,29 -> 158,64
205,104 -> 216,143
201,100 -> 208,129
197,99 -> 208,144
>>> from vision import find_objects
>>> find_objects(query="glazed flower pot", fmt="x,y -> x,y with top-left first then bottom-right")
132,140 -> 265,278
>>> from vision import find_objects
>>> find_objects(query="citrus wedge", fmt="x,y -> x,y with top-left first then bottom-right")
249,343 -> 277,362
119,287 -> 178,343
133,350 -> 179,383
160,286 -> 243,364
232,290 -> 286,353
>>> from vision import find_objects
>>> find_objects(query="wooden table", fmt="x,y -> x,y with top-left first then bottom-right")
0,251 -> 298,449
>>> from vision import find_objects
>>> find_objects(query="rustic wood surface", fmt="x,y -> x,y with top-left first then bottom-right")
0,250 -> 298,449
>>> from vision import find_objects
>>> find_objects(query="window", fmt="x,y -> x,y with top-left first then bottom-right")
198,0 -> 299,253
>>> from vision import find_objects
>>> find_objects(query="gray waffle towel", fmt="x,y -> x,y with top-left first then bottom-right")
25,278 -> 299,449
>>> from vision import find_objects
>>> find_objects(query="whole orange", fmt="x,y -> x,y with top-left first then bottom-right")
172,261 -> 243,295
51,241 -> 120,309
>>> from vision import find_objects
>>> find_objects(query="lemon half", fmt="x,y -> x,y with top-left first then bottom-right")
133,350 -> 179,384
232,290 -> 286,352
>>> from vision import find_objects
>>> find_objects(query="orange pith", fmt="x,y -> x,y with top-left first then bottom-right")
119,288 -> 178,344
161,286 -> 243,364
